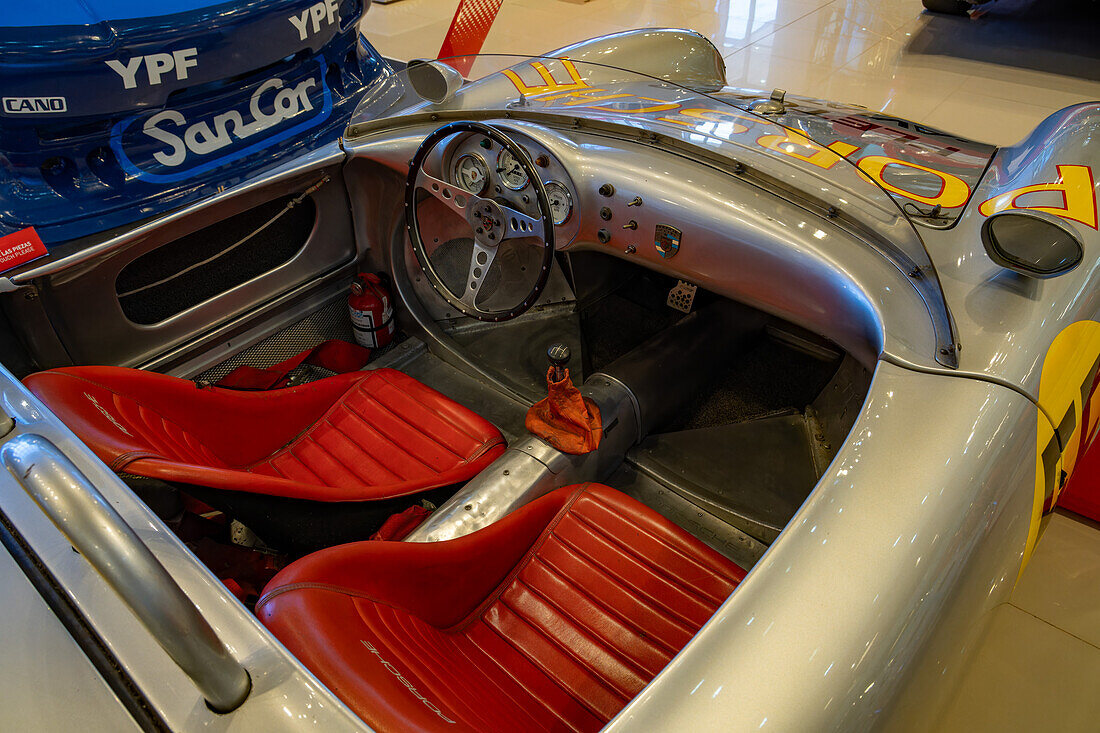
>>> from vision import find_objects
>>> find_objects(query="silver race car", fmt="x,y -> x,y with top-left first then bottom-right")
2,28 -> 1099,732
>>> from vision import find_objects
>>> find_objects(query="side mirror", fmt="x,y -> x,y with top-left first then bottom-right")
407,59 -> 464,104
981,211 -> 1083,278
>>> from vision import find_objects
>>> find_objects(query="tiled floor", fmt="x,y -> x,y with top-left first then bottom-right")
938,511 -> 1100,732
361,0 -> 1100,146
358,1 -> 1100,728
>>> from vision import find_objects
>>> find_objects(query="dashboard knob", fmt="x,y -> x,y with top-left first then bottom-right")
622,220 -> 638,230
597,229 -> 611,244
627,196 -> 643,207
599,183 -> 615,197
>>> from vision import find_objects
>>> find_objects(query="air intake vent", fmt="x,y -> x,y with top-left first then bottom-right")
116,194 -> 316,325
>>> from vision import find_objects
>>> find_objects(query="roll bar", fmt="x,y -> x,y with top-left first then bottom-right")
1,434 -> 251,712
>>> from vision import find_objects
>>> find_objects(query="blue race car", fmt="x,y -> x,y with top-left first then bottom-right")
0,0 -> 391,245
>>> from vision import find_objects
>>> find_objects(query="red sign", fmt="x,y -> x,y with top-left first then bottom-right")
0,227 -> 47,274
437,0 -> 503,77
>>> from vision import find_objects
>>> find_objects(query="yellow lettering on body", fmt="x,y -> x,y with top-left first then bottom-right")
857,155 -> 971,208
979,164 -> 1097,229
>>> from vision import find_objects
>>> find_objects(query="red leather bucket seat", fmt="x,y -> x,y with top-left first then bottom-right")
257,483 -> 746,732
23,367 -> 506,544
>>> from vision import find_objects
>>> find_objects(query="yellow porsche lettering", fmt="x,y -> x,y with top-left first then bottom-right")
857,156 -> 971,208
502,59 -> 589,96
657,108 -> 757,134
755,132 -> 859,170
979,164 -> 1097,229
591,96 -> 681,114
538,88 -> 633,106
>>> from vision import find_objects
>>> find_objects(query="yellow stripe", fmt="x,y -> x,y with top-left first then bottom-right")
1023,320 -> 1100,580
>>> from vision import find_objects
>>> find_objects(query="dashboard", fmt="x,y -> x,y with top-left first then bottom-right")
345,118 -> 934,369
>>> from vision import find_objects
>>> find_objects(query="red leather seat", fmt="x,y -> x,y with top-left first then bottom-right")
23,366 -> 506,502
256,483 -> 746,732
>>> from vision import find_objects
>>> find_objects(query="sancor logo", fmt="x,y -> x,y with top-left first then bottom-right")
109,58 -> 332,183
3,97 -> 67,114
141,76 -> 318,168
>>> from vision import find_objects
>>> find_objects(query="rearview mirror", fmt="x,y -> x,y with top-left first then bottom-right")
981,211 -> 1083,278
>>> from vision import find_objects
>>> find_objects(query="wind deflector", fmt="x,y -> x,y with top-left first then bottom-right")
347,53 -> 961,367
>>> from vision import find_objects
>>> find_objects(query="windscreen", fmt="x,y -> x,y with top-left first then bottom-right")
349,54 -> 962,367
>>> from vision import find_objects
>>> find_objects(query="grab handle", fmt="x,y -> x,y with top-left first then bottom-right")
1,434 -> 251,712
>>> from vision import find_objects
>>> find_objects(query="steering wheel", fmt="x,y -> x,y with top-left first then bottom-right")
405,121 -> 555,322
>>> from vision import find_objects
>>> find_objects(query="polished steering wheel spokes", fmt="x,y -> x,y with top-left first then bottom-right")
415,168 -> 479,220
405,121 -> 556,322
498,204 -> 543,242
461,238 -> 498,308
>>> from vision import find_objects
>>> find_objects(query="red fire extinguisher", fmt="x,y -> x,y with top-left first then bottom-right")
349,272 -> 395,349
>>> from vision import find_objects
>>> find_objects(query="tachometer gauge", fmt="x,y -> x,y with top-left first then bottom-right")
545,181 -> 573,225
453,153 -> 489,195
495,148 -> 529,190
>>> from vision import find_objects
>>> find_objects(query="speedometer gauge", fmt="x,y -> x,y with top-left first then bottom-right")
545,181 -> 573,225
495,148 -> 529,190
453,153 -> 489,195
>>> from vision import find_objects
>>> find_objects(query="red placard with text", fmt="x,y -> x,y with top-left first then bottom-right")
437,0 -> 504,77
0,227 -> 47,274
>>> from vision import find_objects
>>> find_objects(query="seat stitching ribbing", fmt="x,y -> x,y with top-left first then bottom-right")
483,597 -> 626,716
372,371 -> 486,444
445,484 -> 593,633
569,505 -> 737,606
358,389 -> 466,460
340,399 -> 436,475
506,574 -> 647,697
527,551 -> 679,658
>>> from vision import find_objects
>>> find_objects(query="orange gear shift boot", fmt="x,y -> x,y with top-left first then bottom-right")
525,367 -> 603,454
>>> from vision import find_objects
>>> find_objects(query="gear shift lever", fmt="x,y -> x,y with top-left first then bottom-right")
547,343 -> 570,382
526,342 -> 602,454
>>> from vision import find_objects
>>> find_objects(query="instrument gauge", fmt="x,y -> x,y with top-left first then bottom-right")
544,181 -> 573,226
453,153 -> 489,195
496,148 -> 529,190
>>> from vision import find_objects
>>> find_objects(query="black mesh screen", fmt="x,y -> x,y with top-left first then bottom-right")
116,195 -> 315,325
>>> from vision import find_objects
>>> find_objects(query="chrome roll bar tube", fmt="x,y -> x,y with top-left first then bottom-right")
1,434 -> 251,712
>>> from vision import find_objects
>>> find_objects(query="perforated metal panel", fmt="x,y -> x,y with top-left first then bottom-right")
196,300 -> 355,384
430,236 -> 502,301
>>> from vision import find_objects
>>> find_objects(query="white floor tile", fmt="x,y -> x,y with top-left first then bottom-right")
936,603 -> 1100,732
1011,512 -> 1100,649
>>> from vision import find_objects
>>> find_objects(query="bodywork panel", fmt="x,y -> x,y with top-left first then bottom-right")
0,0 -> 388,244
1,25 -> 1098,733
0,362 -> 369,729
605,361 -> 1039,731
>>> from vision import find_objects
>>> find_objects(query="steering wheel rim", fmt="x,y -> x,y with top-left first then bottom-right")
404,121 -> 556,323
